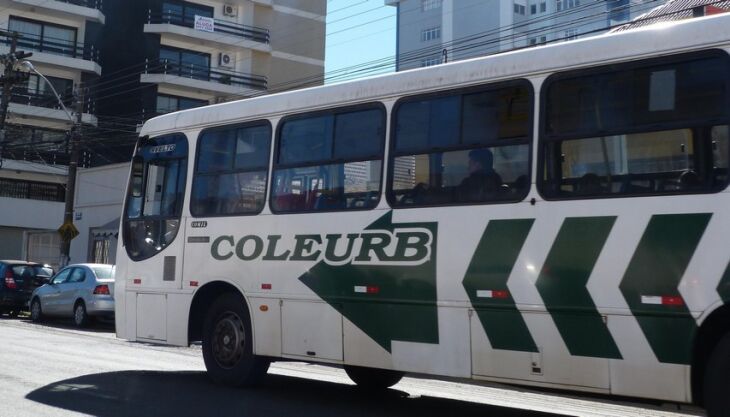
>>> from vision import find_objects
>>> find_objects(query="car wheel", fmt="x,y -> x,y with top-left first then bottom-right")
73,301 -> 89,328
202,292 -> 269,387
7,309 -> 19,318
344,365 -> 404,390
30,299 -> 43,323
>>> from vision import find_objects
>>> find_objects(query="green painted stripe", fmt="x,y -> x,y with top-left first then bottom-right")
619,213 -> 711,365
536,217 -> 622,359
462,219 -> 537,352
717,261 -> 730,302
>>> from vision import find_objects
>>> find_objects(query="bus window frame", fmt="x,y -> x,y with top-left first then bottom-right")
537,49 -> 730,201
190,119 -> 273,218
270,101 -> 387,215
385,78 -> 535,209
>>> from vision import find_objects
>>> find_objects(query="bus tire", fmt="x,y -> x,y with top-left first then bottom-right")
704,332 -> 730,417
344,365 -> 404,390
202,292 -> 269,387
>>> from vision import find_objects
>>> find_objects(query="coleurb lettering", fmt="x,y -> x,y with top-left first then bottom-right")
210,229 -> 433,266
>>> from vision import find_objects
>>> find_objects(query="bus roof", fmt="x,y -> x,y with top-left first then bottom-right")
140,13 -> 730,137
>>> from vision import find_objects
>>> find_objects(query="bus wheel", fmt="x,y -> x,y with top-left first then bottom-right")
344,365 -> 404,390
202,293 -> 269,387
704,332 -> 730,417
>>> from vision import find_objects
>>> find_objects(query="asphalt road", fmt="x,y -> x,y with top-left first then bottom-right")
0,318 -> 706,417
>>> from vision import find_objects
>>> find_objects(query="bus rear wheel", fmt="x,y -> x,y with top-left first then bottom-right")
202,292 -> 269,387
704,332 -> 730,417
344,365 -> 404,390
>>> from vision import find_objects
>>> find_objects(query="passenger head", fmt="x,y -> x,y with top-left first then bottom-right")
468,148 -> 494,174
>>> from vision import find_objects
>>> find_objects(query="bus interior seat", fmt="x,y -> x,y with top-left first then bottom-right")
679,169 -> 702,190
575,173 -> 605,195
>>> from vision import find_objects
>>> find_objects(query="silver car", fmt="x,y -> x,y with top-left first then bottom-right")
29,263 -> 115,327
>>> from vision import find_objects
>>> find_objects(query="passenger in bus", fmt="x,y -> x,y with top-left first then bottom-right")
456,148 -> 503,202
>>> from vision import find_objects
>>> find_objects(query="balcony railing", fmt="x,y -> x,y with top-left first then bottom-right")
11,90 -> 74,110
144,58 -> 268,90
147,10 -> 270,44
0,32 -> 100,63
0,177 -> 65,202
53,0 -> 103,10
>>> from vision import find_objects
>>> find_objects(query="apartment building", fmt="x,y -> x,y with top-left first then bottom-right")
0,0 -> 103,266
97,0 -> 326,124
387,0 -> 660,71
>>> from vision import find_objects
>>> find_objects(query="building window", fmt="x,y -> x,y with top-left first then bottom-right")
0,177 -> 65,202
159,46 -> 211,81
529,37 -> 537,45
531,4 -> 537,14
161,0 -> 214,26
421,0 -> 442,11
556,0 -> 579,11
9,16 -> 77,58
13,75 -> 74,109
421,56 -> 442,67
421,26 -> 441,42
514,3 -> 526,14
540,35 -> 547,43
156,94 -> 208,114
564,29 -> 578,40
540,2 -> 547,12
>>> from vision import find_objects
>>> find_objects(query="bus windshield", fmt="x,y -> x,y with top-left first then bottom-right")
123,134 -> 188,261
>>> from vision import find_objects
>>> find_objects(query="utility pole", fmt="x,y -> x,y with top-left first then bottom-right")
59,88 -> 84,266
0,30 -> 31,167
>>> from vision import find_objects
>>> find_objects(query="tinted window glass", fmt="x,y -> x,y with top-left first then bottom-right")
272,106 -> 385,213
192,123 -> 271,216
390,83 -> 531,207
542,53 -> 730,199
68,268 -> 86,283
51,269 -> 71,285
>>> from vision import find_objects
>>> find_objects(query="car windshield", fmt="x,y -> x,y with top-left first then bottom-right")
92,266 -> 115,279
33,266 -> 54,278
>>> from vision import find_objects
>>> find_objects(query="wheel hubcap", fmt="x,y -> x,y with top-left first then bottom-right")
212,311 -> 245,369
75,306 -> 83,323
31,302 -> 39,318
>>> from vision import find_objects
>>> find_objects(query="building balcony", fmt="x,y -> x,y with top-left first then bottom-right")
0,34 -> 101,75
141,59 -> 267,96
145,10 -> 271,52
10,0 -> 105,24
5,90 -> 97,128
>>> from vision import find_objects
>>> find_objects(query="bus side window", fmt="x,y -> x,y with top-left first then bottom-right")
388,82 -> 532,208
271,105 -> 385,214
541,53 -> 730,199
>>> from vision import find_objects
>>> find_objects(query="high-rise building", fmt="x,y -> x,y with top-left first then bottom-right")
386,0 -> 660,71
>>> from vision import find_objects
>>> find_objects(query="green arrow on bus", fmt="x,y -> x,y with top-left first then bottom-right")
298,211 -> 439,352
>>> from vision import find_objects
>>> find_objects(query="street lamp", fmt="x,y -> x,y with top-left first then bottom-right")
18,60 -> 75,123
19,60 -> 81,267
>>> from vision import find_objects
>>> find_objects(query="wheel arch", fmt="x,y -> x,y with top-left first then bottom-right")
692,301 -> 730,405
188,280 -> 248,344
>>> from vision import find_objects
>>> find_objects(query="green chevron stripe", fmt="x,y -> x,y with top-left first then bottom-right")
619,213 -> 711,365
717,261 -> 730,302
462,219 -> 537,352
536,217 -> 622,359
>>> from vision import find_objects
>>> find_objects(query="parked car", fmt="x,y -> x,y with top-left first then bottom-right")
0,260 -> 53,317
30,263 -> 115,327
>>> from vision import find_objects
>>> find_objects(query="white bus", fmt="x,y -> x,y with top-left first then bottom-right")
116,14 -> 730,415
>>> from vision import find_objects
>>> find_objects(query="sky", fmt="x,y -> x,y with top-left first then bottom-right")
324,0 -> 397,84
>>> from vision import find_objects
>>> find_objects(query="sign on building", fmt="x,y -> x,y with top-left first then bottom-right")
194,15 -> 214,33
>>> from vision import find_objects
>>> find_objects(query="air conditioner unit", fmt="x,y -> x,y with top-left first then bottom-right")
223,4 -> 237,17
218,52 -> 234,68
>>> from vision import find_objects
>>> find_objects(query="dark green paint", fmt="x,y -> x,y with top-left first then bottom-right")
299,211 -> 438,352
536,217 -> 622,359
717,261 -> 730,302
462,219 -> 538,352
619,213 -> 711,364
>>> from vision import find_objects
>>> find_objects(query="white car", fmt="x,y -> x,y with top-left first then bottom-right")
29,263 -> 115,327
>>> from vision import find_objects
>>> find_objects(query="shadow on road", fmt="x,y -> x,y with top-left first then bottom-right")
26,370 -> 568,417
19,317 -> 115,333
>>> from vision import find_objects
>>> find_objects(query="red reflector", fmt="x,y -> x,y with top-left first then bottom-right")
261,283 -> 272,290
133,278 -> 141,285
190,281 -> 199,287
4,276 -> 17,290
662,296 -> 684,306
366,286 -> 379,294
492,290 -> 510,299
93,285 -> 110,295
